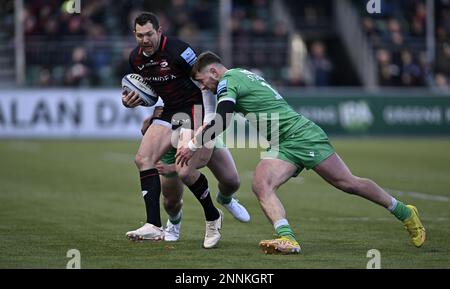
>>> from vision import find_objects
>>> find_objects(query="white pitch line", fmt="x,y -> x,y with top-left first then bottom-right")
306,217 -> 449,222
241,171 -> 447,202
386,188 -> 449,202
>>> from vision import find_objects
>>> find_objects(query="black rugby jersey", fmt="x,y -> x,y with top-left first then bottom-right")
128,35 -> 202,110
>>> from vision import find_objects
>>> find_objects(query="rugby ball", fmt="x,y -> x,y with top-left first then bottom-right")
122,73 -> 158,107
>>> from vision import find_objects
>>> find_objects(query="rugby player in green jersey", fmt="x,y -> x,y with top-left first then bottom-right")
176,51 -> 426,254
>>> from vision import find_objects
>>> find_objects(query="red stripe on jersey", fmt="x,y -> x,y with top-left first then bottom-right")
138,47 -> 142,55
140,173 -> 159,180
161,36 -> 167,51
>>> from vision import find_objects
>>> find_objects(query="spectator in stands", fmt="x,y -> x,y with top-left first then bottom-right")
362,17 -> 382,46
114,46 -> 134,80
376,48 -> 400,86
250,0 -> 270,20
436,43 -> 450,77
410,17 -> 425,38
400,50 -> 423,86
230,7 -> 251,67
437,26 -> 448,43
64,47 -> 91,87
42,18 -> 60,41
37,68 -> 53,87
250,18 -> 269,68
178,21 -> 198,42
23,6 -> 38,36
191,0 -> 213,31
304,5 -> 319,25
306,41 -> 333,87
270,21 -> 289,72
86,24 -> 111,85
386,18 -> 402,40
63,15 -> 86,39
407,2 -> 426,39
434,73 -> 450,90
168,0 -> 191,35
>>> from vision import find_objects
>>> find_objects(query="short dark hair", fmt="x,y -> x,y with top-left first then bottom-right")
134,12 -> 159,30
191,51 -> 222,78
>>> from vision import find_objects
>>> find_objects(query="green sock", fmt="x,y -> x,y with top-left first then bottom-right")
169,210 -> 182,225
217,192 -> 232,205
275,225 -> 297,241
391,201 -> 412,222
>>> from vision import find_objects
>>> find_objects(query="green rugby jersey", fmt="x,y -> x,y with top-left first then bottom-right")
216,68 -> 309,143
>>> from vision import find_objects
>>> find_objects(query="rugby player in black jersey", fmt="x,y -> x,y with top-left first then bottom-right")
121,12 -> 249,248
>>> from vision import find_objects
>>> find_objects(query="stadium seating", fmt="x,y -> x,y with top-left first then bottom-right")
14,0 -> 450,89
352,0 -> 429,87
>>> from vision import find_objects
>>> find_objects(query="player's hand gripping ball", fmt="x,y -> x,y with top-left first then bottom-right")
121,73 -> 158,107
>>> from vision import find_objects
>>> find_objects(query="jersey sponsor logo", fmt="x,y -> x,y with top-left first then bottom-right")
181,47 -> 197,66
217,79 -> 227,95
160,60 -> 171,71
137,60 -> 159,70
144,74 -> 177,82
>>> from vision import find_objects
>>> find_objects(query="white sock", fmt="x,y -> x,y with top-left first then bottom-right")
387,197 -> 398,212
274,219 -> 289,230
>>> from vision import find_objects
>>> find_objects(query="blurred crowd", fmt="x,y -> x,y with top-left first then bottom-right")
24,0 -> 218,87
231,0 -> 289,86
22,0 -> 310,88
19,0 -> 450,89
360,0 -> 450,89
435,0 -> 450,89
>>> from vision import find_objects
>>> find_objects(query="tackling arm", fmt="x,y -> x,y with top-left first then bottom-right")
176,100 -> 235,166
189,100 -> 235,150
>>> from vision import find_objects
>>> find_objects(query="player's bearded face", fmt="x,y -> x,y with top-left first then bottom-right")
196,71 -> 219,92
134,22 -> 162,55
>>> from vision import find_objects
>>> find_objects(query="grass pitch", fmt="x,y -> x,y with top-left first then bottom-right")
0,138 -> 449,268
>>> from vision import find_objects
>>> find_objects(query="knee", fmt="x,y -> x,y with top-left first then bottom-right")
134,153 -> 156,170
176,167 -> 193,184
252,179 -> 269,199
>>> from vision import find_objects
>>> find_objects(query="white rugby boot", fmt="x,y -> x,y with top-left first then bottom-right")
126,223 -> 164,241
164,219 -> 181,242
217,194 -> 250,223
203,209 -> 223,249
